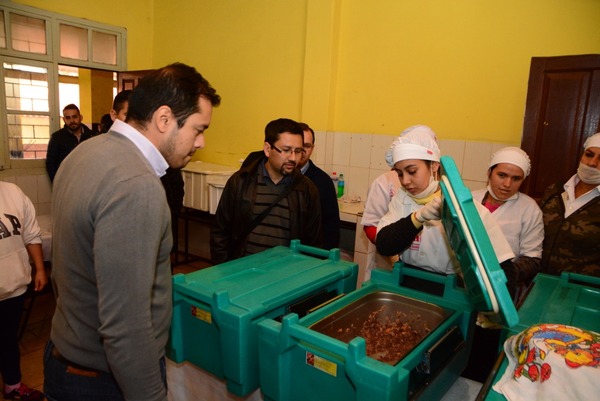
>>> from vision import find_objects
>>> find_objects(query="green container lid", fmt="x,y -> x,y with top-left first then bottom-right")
440,156 -> 519,328
173,241 -> 357,319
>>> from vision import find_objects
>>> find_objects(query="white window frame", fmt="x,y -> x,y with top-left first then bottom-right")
0,1 -> 127,171
0,57 -> 58,171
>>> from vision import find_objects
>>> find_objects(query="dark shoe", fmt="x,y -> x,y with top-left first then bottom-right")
4,383 -> 44,401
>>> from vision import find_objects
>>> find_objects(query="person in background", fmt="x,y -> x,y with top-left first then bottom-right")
540,132 -> 600,277
0,182 -> 47,401
472,147 -> 544,301
361,168 -> 401,281
44,63 -> 221,401
45,104 -> 96,183
99,113 -> 112,134
295,123 -> 340,250
109,89 -> 132,123
161,166 -> 185,266
211,118 -> 323,263
464,147 -> 545,384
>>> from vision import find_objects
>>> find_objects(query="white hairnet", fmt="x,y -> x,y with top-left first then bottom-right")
385,125 -> 441,167
489,147 -> 531,177
584,132 -> 600,150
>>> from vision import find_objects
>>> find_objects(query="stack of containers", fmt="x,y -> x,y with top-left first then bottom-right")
167,241 -> 358,397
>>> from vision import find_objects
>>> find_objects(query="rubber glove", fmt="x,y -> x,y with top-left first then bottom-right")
476,312 -> 503,330
414,196 -> 442,223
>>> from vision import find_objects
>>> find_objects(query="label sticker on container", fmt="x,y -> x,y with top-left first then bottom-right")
191,306 -> 212,324
306,351 -> 337,377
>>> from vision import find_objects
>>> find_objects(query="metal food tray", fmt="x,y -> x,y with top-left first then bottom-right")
310,291 -> 448,365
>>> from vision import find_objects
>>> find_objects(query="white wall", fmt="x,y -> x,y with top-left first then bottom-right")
5,132 -> 518,261
312,131 -> 519,201
2,173 -> 52,217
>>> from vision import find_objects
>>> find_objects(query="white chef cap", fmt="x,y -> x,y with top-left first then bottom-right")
489,147 -> 531,177
385,125 -> 441,167
583,132 -> 600,150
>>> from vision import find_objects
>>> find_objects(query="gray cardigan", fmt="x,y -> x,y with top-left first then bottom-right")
50,130 -> 172,401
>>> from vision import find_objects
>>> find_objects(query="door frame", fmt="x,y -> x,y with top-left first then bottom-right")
521,54 -> 600,198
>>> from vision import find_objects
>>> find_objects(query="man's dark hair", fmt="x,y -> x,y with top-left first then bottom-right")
112,90 -> 132,113
63,104 -> 80,115
100,113 -> 112,133
126,62 -> 221,128
264,118 -> 303,145
298,122 -> 315,144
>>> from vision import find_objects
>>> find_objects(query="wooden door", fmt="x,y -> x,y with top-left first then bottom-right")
117,69 -> 153,91
521,54 -> 600,200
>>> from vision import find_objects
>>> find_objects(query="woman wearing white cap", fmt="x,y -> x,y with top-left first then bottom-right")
540,132 -> 600,277
472,147 -> 544,299
376,125 -> 514,279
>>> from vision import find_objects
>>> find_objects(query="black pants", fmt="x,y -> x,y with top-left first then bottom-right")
0,294 -> 25,385
462,325 -> 502,382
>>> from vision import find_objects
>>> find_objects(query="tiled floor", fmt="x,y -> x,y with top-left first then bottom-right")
2,257 -> 211,399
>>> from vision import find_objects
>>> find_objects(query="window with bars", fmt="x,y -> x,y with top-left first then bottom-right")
4,62 -> 50,160
0,3 -> 126,169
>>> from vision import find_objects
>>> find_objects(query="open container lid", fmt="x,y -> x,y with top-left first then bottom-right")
439,156 -> 519,328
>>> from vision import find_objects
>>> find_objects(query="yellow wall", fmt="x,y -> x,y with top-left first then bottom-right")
153,0 -> 309,164
12,0 -> 155,69
333,1 -> 600,141
15,0 -> 600,167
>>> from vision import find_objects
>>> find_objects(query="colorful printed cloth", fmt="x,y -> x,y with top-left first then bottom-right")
493,324 -> 600,400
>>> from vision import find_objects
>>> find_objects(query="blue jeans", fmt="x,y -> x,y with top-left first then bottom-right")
43,340 -> 166,401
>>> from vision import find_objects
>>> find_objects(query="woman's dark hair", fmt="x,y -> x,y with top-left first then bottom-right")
126,62 -> 221,128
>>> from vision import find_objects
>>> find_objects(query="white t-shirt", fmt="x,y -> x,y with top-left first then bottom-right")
0,182 -> 41,300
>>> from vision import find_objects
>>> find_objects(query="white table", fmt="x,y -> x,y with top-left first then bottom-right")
166,359 -> 482,401
167,360 -> 261,401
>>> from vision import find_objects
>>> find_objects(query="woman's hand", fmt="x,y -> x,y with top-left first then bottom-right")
414,196 -> 442,223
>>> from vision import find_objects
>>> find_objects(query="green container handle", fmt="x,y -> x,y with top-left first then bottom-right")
290,239 -> 341,262
562,271 -> 600,286
281,313 -> 356,356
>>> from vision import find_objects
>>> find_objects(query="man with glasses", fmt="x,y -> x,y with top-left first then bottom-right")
211,118 -> 323,263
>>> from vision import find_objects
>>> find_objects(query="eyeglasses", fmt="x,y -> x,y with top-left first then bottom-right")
271,144 -> 305,156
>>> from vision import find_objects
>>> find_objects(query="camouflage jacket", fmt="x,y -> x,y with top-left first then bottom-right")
540,182 -> 600,277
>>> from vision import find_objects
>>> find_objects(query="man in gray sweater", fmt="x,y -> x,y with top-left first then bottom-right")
44,63 -> 220,401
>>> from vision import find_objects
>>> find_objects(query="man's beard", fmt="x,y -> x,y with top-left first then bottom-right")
279,162 -> 296,176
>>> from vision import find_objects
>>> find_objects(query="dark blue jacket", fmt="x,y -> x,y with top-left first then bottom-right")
46,125 -> 96,182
